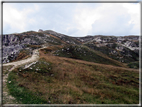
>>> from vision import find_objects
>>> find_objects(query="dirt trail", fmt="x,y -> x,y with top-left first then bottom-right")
3,49 -> 39,71
2,47 -> 46,104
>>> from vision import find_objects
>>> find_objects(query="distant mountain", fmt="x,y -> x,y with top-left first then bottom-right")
2,29 -> 139,68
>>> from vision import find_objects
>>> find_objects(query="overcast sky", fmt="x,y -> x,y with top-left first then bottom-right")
3,1 -> 140,37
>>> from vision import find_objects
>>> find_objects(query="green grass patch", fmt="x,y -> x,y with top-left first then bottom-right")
7,58 -> 52,104
127,62 -> 139,69
7,72 -> 48,104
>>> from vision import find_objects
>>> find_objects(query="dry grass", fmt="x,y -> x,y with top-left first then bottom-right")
83,45 -> 127,67
47,34 -> 66,44
12,50 -> 31,62
7,49 -> 139,104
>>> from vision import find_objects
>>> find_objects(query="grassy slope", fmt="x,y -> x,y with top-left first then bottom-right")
53,45 -> 126,67
85,43 -> 139,63
127,61 -> 139,69
7,50 -> 139,104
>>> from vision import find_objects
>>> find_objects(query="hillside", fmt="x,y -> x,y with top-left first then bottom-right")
75,35 -> 139,68
52,45 -> 125,67
2,29 -> 140,104
6,50 -> 139,104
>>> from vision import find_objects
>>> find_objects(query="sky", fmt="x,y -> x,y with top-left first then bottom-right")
3,1 -> 140,37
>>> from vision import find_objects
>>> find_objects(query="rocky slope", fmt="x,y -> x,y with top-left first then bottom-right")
74,35 -> 139,63
2,30 -> 80,63
90,36 -> 138,63
2,30 -> 139,67
75,35 -> 139,52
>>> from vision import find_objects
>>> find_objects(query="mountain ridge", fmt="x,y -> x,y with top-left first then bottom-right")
2,29 -> 139,68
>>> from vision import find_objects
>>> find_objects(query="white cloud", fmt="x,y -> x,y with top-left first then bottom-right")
4,4 -> 25,33
73,4 -> 102,36
3,3 -> 140,36
3,3 -> 39,33
122,3 -> 140,35
73,3 -> 140,36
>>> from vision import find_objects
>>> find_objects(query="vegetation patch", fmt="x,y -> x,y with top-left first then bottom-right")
26,45 -> 41,50
127,62 -> 139,69
13,49 -> 31,61
40,45 -> 63,54
53,45 -> 123,67
85,43 -> 139,63
7,58 -> 52,104
7,55 -> 139,104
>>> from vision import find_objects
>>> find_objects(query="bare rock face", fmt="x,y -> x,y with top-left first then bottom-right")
2,34 -> 38,63
3,35 -> 20,46
2,35 -> 24,63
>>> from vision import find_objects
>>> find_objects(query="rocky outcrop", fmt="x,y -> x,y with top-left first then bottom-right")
84,35 -> 139,63
76,35 -> 139,51
2,30 -> 139,64
2,35 -> 24,63
2,33 -> 42,63
2,30 -> 80,63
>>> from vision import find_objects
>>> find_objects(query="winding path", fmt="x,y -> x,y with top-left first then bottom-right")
2,47 -> 46,104
3,49 -> 39,71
